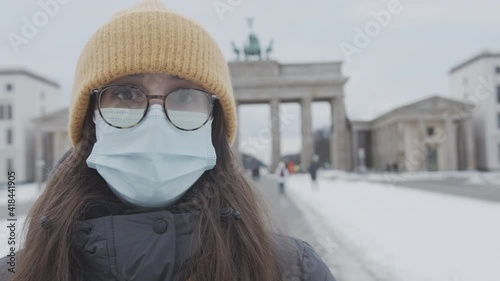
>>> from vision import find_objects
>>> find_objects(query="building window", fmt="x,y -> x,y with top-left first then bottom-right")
6,159 -> 13,173
427,127 -> 435,136
6,84 -> 13,92
496,66 -> 500,74
0,105 -> 3,120
498,113 -> 500,129
7,105 -> 12,119
7,128 -> 13,144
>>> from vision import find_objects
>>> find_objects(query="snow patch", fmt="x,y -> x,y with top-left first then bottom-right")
287,173 -> 500,281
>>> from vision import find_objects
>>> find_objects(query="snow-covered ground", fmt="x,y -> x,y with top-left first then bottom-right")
287,173 -> 500,281
319,169 -> 500,186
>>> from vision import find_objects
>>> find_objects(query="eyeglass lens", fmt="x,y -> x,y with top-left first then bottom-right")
98,86 -> 211,130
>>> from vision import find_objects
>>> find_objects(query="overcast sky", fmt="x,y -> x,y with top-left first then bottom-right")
1,0 -> 499,164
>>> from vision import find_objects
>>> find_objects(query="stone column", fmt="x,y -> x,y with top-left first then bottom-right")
397,121 -> 404,171
384,125 -> 389,170
329,98 -> 336,169
53,130 -> 62,169
351,128 -> 359,171
388,125 -> 394,169
464,118 -> 476,170
445,118 -> 458,171
373,129 -> 379,170
392,124 -> 397,163
418,119 -> 427,171
34,130 -> 43,184
300,97 -> 313,172
270,98 -> 281,173
330,96 -> 348,170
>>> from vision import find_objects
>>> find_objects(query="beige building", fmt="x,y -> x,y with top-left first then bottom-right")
449,51 -> 500,171
351,96 -> 476,172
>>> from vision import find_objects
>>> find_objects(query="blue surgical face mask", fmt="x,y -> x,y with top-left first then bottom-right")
86,104 -> 217,208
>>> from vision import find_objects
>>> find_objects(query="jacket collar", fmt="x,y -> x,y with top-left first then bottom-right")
73,198 -> 200,281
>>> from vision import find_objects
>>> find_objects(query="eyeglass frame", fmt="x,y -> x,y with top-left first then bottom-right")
91,84 -> 219,131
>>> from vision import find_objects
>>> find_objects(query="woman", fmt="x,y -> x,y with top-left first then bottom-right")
0,1 -> 336,280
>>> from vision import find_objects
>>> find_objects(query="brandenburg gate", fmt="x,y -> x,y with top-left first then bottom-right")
228,60 -> 351,172
228,19 -> 350,172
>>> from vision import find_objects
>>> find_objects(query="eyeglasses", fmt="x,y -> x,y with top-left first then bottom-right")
91,84 -> 218,131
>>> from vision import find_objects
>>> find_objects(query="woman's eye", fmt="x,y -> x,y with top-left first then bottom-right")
177,93 -> 194,103
172,90 -> 199,104
115,90 -> 133,100
166,89 -> 210,113
113,88 -> 143,101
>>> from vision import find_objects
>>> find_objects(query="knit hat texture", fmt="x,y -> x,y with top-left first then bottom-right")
68,0 -> 237,147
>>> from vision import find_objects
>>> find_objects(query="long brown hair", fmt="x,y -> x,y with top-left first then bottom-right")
13,94 -> 284,281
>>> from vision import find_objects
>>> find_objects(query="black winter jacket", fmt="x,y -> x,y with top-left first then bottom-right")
0,198 -> 336,281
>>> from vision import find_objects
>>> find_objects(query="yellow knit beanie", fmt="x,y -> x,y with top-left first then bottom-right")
68,0 -> 237,147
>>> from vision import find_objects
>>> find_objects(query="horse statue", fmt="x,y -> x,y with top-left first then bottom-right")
265,39 -> 273,60
231,18 -> 274,61
244,32 -> 261,60
231,41 -> 240,61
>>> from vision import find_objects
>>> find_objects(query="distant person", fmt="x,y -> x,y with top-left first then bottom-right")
392,162 -> 399,173
309,154 -> 320,188
294,164 -> 301,173
251,164 -> 261,181
277,161 -> 289,195
287,161 -> 295,174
